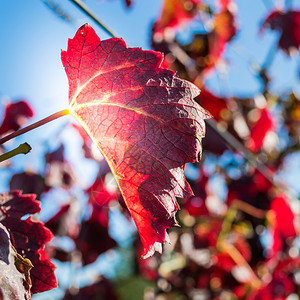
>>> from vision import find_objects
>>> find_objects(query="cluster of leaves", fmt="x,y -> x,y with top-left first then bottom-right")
0,99 -> 120,297
136,0 -> 300,299
1,18 -> 209,299
0,0 -> 300,299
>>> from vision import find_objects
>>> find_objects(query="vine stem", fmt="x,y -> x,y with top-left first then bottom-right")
0,109 -> 70,145
69,0 -> 117,38
219,240 -> 262,289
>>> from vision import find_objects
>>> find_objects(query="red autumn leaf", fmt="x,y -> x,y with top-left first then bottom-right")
247,276 -> 295,300
45,143 -> 65,163
45,200 -> 80,239
195,88 -> 228,121
153,0 -> 200,34
204,1 -> 236,73
44,203 -> 72,236
46,165 -> 75,189
270,195 -> 296,239
71,123 -> 96,159
62,24 -> 210,257
183,195 -> 208,217
247,108 -> 274,152
62,276 -> 118,300
87,178 -> 118,227
0,100 -> 33,135
268,194 -> 297,256
75,220 -> 117,265
0,191 -> 57,293
124,0 -> 132,8
226,172 -> 272,209
74,178 -> 118,265
262,10 -> 300,54
152,6 -> 237,77
182,171 -> 209,216
214,10 -> 236,42
9,171 -> 49,200
218,0 -> 232,9
0,223 -> 31,299
45,198 -> 117,265
178,0 -> 236,75
44,144 -> 76,189
151,0 -> 236,78
211,10 -> 236,58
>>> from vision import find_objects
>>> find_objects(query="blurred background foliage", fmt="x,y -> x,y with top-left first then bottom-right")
0,0 -> 300,299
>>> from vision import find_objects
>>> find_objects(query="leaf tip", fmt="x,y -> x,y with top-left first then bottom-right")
77,23 -> 95,38
141,242 -> 163,259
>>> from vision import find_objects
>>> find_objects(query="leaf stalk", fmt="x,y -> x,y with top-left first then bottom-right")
0,143 -> 32,162
0,109 -> 70,145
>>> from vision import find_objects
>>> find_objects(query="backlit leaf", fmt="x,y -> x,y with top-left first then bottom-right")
62,24 -> 210,257
0,100 -> 33,136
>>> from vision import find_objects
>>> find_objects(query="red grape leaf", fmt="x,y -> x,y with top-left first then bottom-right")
124,0 -> 132,8
207,3 -> 236,72
153,0 -> 200,34
44,203 -> 71,236
9,171 -> 48,200
75,178 -> 118,265
44,144 -> 76,189
226,172 -> 272,209
45,197 -> 116,265
247,276 -> 295,300
152,3 -> 236,77
0,191 -> 57,293
62,24 -> 210,257
262,10 -> 300,54
87,178 -> 118,227
62,276 -> 118,300
76,220 -> 117,265
270,195 -> 296,239
202,123 -> 228,155
0,223 -> 31,299
0,100 -> 33,135
214,7 -> 236,43
195,88 -> 228,121
269,194 -> 297,256
247,108 -> 274,152
45,143 -> 65,163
